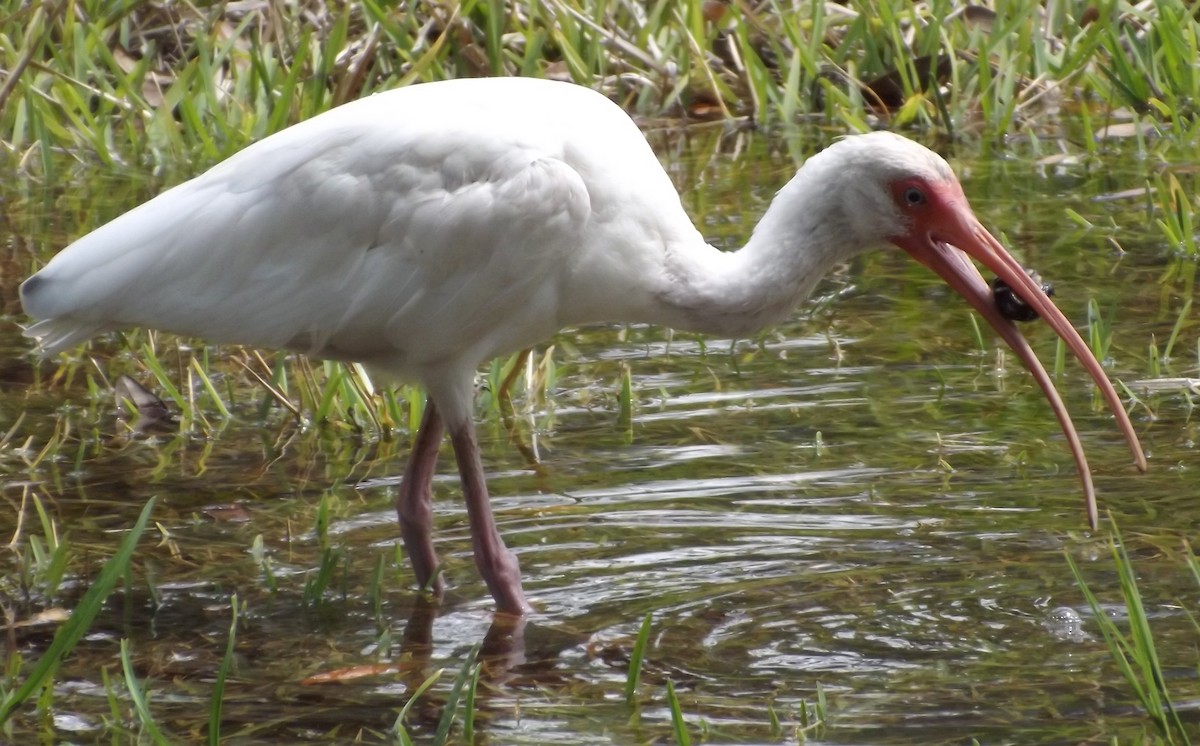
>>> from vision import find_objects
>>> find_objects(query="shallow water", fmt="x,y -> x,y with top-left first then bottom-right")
1,126 -> 1198,744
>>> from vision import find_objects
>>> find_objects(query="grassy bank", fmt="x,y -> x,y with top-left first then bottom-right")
4,0 -> 1198,435
4,0 -> 1199,177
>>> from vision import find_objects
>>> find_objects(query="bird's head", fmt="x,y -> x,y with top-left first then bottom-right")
815,132 -> 1145,528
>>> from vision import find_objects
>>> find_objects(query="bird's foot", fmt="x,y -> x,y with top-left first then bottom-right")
478,547 -> 531,616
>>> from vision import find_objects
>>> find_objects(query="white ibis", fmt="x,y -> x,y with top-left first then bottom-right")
20,77 -> 1146,615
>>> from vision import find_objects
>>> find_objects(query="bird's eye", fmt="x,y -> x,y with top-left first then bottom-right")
903,186 -> 927,206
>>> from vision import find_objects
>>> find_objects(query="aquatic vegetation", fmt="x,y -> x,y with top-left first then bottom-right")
2,1 -> 1199,744
3,0 -> 1200,179
625,611 -> 654,703
0,499 -> 156,730
666,679 -> 691,745
1069,523 -> 1197,745
209,595 -> 240,746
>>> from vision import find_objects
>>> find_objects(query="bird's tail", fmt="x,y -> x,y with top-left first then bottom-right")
22,318 -> 106,357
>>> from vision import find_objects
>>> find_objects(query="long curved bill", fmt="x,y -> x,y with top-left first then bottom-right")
892,190 -> 1146,531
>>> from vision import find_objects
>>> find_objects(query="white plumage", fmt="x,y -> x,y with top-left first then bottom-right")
21,77 -> 1145,614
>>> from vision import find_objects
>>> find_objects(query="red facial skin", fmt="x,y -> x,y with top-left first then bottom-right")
887,177 -> 1146,530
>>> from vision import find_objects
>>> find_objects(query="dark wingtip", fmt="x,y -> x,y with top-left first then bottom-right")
19,273 -> 47,317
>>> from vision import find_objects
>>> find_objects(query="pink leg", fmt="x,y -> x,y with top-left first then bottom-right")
396,401 -> 445,594
447,419 -> 531,615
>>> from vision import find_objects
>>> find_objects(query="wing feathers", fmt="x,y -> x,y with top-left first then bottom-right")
21,107 -> 593,375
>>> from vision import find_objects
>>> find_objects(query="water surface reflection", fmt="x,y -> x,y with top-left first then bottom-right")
0,129 -> 1196,743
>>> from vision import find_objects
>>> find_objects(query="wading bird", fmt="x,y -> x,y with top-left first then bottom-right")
21,77 -> 1146,615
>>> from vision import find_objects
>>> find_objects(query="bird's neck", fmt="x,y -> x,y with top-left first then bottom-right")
657,171 -> 869,338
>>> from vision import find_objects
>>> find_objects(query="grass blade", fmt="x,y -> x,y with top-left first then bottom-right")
208,593 -> 239,746
0,498 -> 157,725
1068,518 -> 1192,744
625,611 -> 653,704
433,643 -> 481,746
120,638 -> 171,745
666,679 -> 690,745
393,667 -> 445,741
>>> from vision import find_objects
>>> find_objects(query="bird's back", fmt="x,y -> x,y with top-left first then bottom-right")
21,78 -> 698,378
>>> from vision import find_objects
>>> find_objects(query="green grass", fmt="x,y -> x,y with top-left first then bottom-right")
6,0 -> 1200,445
393,667 -> 445,744
209,594 -> 240,746
119,637 -> 171,745
3,1 -> 1200,743
4,0 -> 1195,450
625,610 -> 654,704
0,498 -> 156,729
433,643 -> 481,746
666,679 -> 691,745
1068,521 -> 1196,745
4,0 -> 1199,182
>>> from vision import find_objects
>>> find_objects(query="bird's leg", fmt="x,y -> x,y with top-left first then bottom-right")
396,400 -> 445,595
447,418 -> 531,615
